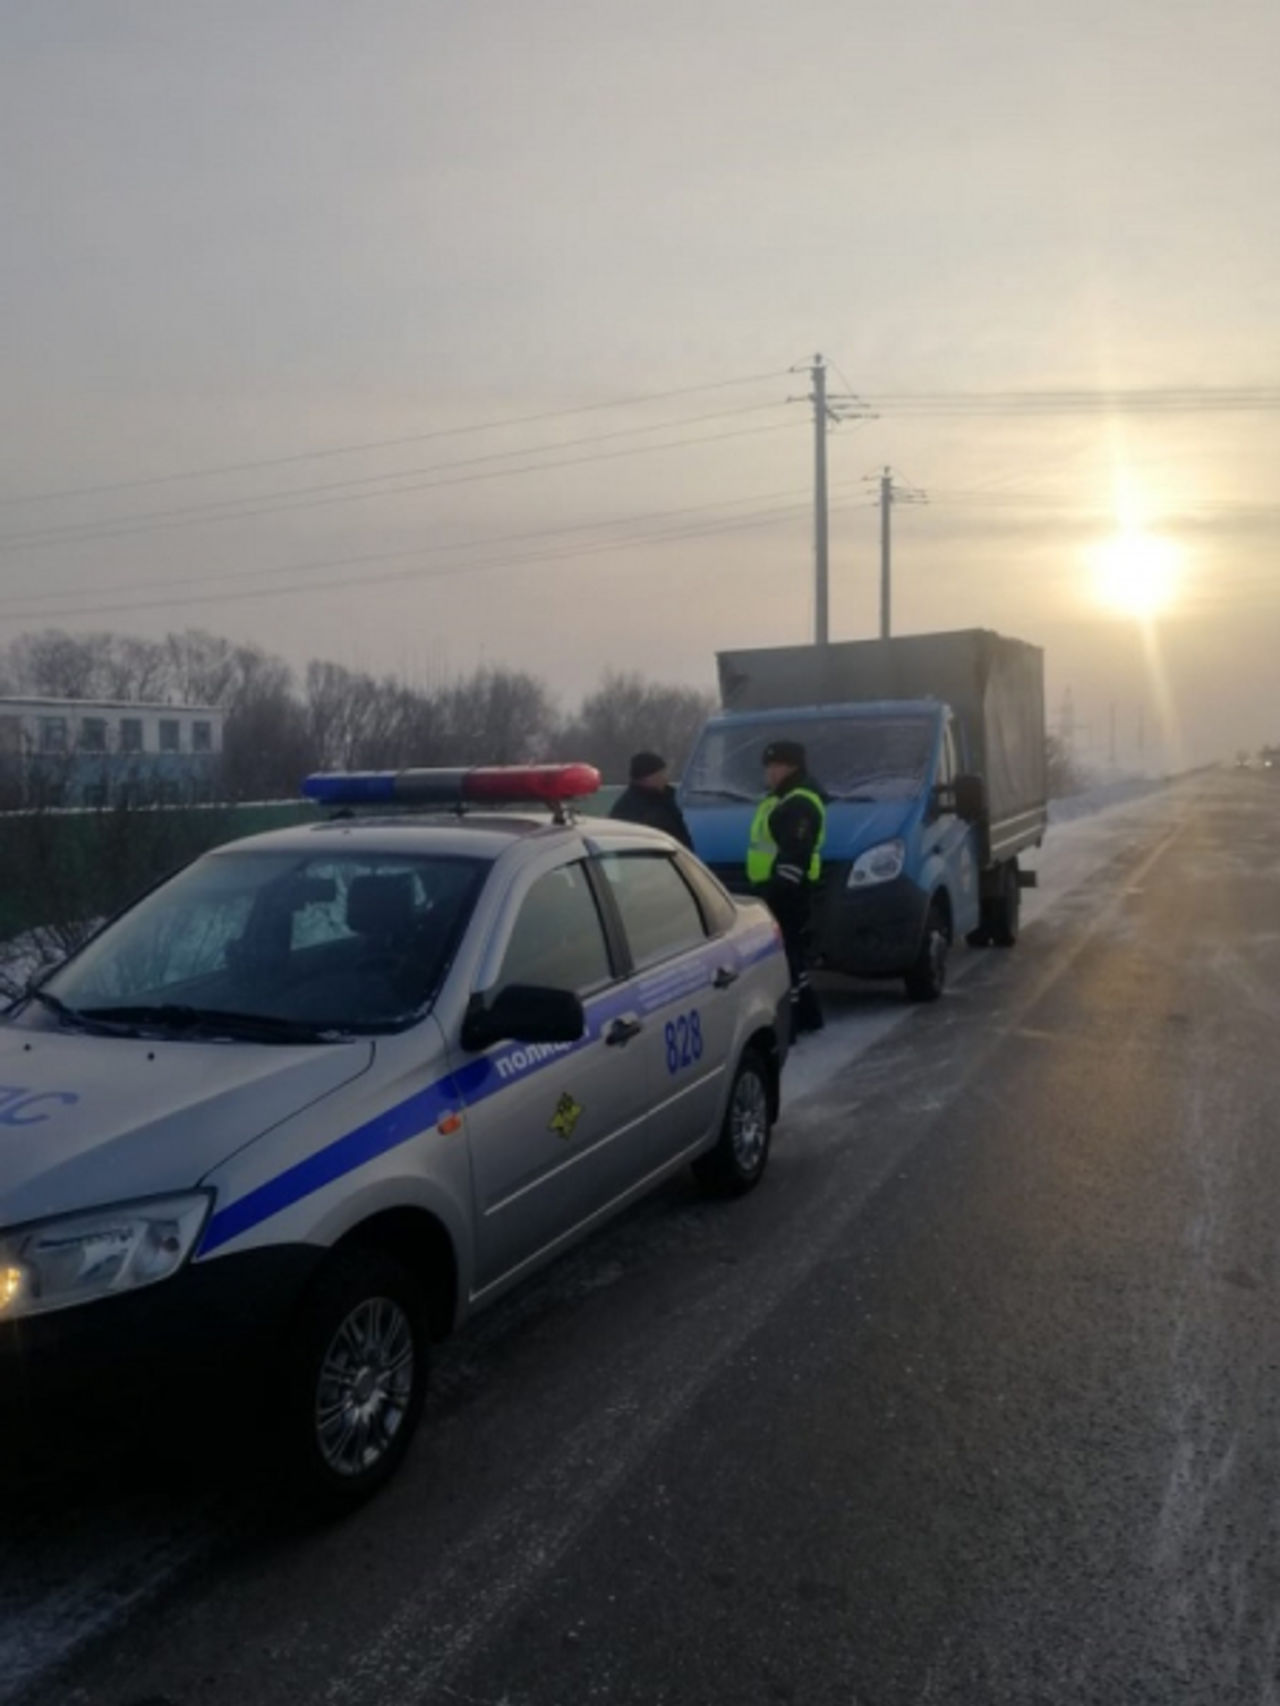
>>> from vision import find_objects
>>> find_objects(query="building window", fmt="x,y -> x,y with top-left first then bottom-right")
39,717 -> 67,753
120,718 -> 144,753
158,720 -> 181,753
80,717 -> 108,753
82,782 -> 109,810
191,720 -> 213,753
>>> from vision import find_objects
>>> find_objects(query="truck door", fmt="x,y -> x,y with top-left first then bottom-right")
929,718 -> 981,936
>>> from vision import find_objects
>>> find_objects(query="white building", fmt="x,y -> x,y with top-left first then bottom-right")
0,696 -> 226,807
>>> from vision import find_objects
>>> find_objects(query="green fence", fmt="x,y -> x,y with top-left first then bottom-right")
0,788 -> 625,943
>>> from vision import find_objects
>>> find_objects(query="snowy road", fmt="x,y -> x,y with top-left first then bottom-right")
10,771 -> 1277,1706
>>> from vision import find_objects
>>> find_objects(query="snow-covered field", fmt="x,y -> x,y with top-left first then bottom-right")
0,775 -> 1198,1703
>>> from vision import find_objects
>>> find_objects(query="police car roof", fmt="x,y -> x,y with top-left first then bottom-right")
206,811 -> 677,863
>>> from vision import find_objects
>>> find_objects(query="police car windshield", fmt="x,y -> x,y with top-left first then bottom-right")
682,714 -> 936,805
45,849 -> 488,1037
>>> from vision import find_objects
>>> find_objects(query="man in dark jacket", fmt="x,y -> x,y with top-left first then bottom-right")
748,740 -> 827,1034
609,751 -> 694,848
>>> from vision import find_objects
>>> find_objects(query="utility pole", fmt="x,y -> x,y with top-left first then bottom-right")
789,356 -> 870,646
813,356 -> 830,645
868,466 -> 927,640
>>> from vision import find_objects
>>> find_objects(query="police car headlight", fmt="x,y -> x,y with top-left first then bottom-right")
0,1194 -> 210,1322
847,839 -> 906,889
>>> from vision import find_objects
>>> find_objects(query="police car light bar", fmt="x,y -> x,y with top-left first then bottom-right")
302,763 -> 602,809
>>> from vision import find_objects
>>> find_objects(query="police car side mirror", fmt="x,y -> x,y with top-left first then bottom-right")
462,985 -> 586,1051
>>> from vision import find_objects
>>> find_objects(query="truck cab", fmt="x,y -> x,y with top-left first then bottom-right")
681,700 -> 982,993
678,629 -> 1048,1002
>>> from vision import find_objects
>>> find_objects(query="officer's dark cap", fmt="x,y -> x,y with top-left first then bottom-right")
629,750 -> 668,782
763,739 -> 806,770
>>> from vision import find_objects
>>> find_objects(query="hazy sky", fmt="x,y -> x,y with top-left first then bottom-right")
2,0 -> 1277,769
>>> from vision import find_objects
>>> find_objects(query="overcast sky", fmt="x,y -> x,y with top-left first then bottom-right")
2,0 -> 1277,769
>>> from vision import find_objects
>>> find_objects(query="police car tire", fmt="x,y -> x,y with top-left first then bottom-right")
693,1052 -> 772,1197
276,1248 -> 430,1513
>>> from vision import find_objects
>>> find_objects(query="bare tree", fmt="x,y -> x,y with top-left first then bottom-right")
441,668 -> 559,764
4,630 -> 107,699
1046,732 -> 1084,799
221,666 -> 315,799
563,671 -> 715,782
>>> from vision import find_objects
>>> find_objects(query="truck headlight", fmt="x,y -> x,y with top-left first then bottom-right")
847,839 -> 906,889
0,1194 -> 210,1322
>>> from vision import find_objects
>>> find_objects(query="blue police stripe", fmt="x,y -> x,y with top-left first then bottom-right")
197,928 -> 783,1256
200,1079 -> 458,1254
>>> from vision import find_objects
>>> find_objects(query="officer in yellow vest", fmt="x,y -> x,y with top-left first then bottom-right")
748,740 -> 827,1034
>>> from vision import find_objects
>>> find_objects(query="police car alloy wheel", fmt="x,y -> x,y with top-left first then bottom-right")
280,1248 -> 429,1510
693,1052 -> 772,1196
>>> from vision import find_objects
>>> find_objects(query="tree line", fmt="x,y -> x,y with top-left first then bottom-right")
0,627 -> 716,798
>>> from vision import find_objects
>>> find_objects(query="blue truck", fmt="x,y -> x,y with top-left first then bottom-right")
679,629 -> 1048,1001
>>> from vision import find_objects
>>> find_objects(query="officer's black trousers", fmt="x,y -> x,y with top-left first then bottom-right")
768,882 -> 824,1036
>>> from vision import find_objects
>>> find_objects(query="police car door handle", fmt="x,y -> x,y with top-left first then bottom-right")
606,1017 -> 643,1047
712,965 -> 740,989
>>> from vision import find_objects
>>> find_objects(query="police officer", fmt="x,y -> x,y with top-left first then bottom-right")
609,751 -> 694,848
748,740 -> 826,1034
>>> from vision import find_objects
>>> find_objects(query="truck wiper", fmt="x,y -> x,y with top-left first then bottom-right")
77,1004 -> 345,1044
688,787 -> 756,803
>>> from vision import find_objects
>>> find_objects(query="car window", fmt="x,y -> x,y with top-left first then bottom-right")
495,862 -> 612,995
46,850 -> 486,1031
599,852 -> 707,971
674,853 -> 738,936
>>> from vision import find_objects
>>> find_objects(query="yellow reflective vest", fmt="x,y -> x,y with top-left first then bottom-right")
746,788 -> 826,886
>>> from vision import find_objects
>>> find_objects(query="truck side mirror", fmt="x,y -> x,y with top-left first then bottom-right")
953,773 -> 987,823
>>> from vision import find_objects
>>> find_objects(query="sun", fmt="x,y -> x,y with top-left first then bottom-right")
1089,531 -> 1182,618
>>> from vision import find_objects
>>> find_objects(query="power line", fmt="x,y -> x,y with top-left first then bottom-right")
0,491 -> 861,625
859,387 -> 1280,416
0,417 -> 802,556
0,480 -> 859,613
0,402 -> 791,550
0,368 -> 791,509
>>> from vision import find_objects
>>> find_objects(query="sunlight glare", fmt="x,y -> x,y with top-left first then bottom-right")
1090,531 -> 1182,618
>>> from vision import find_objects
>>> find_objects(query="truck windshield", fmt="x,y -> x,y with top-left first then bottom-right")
40,848 -> 487,1038
683,715 -> 936,805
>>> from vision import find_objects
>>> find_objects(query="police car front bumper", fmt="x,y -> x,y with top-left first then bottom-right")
812,870 -> 930,976
0,1244 -> 324,1435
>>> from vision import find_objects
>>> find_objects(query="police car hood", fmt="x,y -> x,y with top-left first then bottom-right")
0,1027 -> 373,1228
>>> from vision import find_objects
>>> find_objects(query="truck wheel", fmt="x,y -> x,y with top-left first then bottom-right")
988,859 -> 1021,948
276,1248 -> 429,1516
904,899 -> 950,1002
693,1051 -> 772,1196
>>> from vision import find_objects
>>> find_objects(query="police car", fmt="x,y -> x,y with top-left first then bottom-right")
0,764 -> 789,1508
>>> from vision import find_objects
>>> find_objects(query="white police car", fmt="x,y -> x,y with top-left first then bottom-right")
0,765 -> 790,1507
